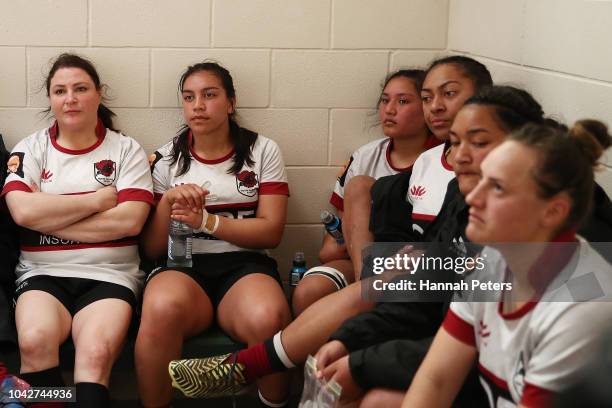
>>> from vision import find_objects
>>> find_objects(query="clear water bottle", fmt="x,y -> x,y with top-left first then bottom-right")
167,219 -> 193,268
321,210 -> 344,245
289,251 -> 307,287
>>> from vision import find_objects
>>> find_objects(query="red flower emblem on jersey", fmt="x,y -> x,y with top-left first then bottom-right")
410,185 -> 426,197
236,170 -> 258,197
94,160 -> 116,186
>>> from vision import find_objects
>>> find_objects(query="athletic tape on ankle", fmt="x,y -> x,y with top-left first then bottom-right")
273,332 -> 295,369
302,266 -> 348,290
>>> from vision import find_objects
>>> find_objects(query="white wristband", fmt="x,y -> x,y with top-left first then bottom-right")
196,213 -> 219,235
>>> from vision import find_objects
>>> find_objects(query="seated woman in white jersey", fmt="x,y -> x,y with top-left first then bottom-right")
136,62 -> 291,408
292,69 -> 439,315
402,121 -> 612,408
166,56 -> 494,400
1,54 -> 153,406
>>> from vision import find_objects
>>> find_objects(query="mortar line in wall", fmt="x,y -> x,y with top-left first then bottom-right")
268,49 -> 272,108
328,0 -> 334,49
209,0 -> 214,47
24,47 -> 29,107
327,108 -> 332,164
459,52 -> 612,87
444,0 -> 451,52
87,0 -> 91,46
148,48 -> 153,107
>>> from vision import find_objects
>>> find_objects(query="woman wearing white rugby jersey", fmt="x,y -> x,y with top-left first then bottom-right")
136,61 -> 291,408
1,53 -> 153,406
292,69 -> 438,316
402,121 -> 612,408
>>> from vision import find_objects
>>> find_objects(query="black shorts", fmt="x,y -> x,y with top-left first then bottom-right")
147,251 -> 282,307
14,275 -> 136,316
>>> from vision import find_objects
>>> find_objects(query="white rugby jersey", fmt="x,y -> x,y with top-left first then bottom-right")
406,142 -> 454,236
1,121 -> 154,295
151,130 -> 289,254
444,239 -> 612,408
331,136 -> 439,211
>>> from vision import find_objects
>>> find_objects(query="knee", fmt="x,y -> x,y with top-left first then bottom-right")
240,302 -> 291,344
345,176 -> 375,201
360,389 -> 404,408
292,277 -> 332,316
19,328 -> 57,359
77,342 -> 113,373
140,295 -> 186,332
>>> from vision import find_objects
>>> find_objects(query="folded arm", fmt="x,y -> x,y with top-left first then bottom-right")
50,200 -> 150,243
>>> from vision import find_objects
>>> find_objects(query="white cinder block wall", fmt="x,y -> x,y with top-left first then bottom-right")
448,0 -> 612,195
0,0 -> 610,272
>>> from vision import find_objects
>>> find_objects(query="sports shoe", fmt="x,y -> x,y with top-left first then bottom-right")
169,353 -> 247,398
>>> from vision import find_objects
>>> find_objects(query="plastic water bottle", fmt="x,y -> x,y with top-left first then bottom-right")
289,251 -> 307,287
167,219 -> 193,268
321,210 -> 344,245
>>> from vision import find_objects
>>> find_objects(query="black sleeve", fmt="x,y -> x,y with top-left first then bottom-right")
369,171 -> 421,243
329,301 -> 444,352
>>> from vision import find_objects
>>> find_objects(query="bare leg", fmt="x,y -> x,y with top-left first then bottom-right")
292,259 -> 354,316
217,274 -> 292,405
343,176 -> 375,279
16,291 -> 72,374
359,388 -> 405,408
282,280 -> 374,365
72,298 -> 133,386
135,272 -> 214,407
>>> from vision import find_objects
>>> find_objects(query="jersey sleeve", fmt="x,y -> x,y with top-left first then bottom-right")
149,150 -> 169,203
258,138 -> 289,196
442,302 -> 476,346
330,154 -> 357,211
1,138 -> 41,197
115,137 -> 154,205
522,301 -> 612,403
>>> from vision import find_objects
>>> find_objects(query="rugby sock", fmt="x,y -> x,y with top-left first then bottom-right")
20,366 -> 66,408
75,382 -> 109,408
258,389 -> 289,407
20,365 -> 65,386
232,331 -> 295,382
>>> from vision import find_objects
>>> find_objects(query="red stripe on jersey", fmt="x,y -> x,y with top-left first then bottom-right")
22,240 -> 138,252
442,309 -> 476,346
424,134 -> 443,150
478,362 -> 510,392
498,300 -> 538,320
386,139 -> 414,172
259,182 -> 289,196
330,192 -> 344,211
521,382 -> 554,407
188,131 -> 235,164
118,188 -> 154,204
412,213 -> 436,221
1,180 -> 32,197
49,119 -> 106,155
205,202 -> 258,211
440,141 -> 453,171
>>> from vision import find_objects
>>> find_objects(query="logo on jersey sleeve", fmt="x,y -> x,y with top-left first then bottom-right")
7,152 -> 25,178
148,151 -> 163,171
236,170 -> 258,197
41,169 -> 53,183
410,185 -> 427,198
94,160 -> 116,186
